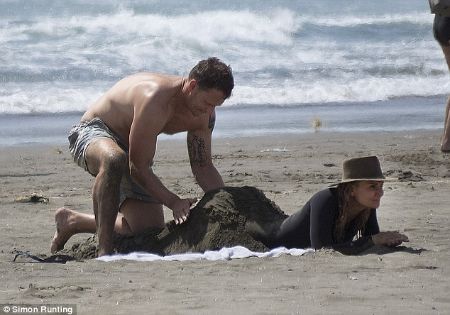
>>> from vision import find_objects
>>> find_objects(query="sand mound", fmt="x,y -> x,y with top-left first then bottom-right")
60,186 -> 288,260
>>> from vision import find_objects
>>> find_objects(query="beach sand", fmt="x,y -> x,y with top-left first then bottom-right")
1,130 -> 450,314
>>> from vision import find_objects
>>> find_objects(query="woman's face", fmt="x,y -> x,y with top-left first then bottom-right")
351,181 -> 384,209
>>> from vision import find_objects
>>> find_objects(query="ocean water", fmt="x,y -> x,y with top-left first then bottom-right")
0,0 -> 448,145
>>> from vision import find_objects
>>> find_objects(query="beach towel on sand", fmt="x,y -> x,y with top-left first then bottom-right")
96,246 -> 313,262
12,246 -> 312,264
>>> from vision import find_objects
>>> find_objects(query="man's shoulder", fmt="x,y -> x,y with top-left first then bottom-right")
128,74 -> 180,106
128,73 -> 177,91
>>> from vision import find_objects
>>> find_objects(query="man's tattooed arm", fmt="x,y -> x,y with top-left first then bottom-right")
187,134 -> 208,167
187,119 -> 224,190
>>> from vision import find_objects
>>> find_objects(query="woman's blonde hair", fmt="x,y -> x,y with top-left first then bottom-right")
334,181 -> 371,242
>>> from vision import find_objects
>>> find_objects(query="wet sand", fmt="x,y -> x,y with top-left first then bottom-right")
1,130 -> 450,314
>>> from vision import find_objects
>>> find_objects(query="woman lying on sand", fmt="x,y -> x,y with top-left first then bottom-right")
257,155 -> 409,254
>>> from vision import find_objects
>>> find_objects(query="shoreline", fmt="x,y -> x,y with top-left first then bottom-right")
0,128 -> 446,148
0,93 -> 447,146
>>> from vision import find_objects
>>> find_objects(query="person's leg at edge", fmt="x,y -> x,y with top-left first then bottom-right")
440,45 -> 450,152
442,96 -> 450,152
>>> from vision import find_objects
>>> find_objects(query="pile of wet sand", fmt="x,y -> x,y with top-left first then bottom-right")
60,186 -> 288,260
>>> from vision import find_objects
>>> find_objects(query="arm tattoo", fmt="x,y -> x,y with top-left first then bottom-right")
188,135 -> 208,167
208,112 -> 216,131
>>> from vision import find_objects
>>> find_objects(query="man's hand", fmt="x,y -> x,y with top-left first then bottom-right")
372,231 -> 409,247
170,198 -> 198,225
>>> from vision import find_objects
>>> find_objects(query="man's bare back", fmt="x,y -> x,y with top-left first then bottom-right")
81,73 -> 209,147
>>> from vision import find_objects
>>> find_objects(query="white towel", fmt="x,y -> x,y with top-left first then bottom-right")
96,246 -> 313,262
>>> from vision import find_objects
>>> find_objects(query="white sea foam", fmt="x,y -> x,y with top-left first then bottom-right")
0,83 -> 103,114
301,12 -> 432,28
1,8 -> 298,45
231,75 -> 450,106
0,0 -> 445,115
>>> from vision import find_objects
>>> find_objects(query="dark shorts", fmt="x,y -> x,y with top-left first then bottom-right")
68,117 -> 160,206
434,14 -> 450,47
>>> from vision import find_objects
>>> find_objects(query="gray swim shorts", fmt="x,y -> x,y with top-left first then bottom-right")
68,117 -> 159,206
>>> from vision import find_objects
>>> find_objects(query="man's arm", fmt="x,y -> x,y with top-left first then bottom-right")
128,89 -> 193,224
187,111 -> 224,192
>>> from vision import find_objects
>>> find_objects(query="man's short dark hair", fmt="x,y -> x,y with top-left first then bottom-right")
188,57 -> 234,99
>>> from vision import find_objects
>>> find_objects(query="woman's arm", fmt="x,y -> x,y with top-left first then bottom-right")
332,230 -> 409,255
331,211 -> 408,255
365,211 -> 409,247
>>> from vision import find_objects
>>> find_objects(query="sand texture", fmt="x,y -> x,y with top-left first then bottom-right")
1,130 -> 450,314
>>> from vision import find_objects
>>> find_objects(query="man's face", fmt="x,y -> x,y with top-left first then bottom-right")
188,83 -> 226,117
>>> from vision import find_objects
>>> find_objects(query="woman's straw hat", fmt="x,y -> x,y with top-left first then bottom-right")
330,156 -> 388,187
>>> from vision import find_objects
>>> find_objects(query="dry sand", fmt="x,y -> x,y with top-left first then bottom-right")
1,130 -> 450,314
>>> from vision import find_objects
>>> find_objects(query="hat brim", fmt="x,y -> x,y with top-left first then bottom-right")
328,176 -> 396,188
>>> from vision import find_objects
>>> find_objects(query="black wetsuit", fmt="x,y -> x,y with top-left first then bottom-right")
434,14 -> 450,47
269,188 -> 379,255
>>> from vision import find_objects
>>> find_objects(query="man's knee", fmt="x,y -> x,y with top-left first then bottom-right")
85,138 -> 127,175
101,150 -> 128,175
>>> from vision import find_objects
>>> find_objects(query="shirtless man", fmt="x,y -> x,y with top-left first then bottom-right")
51,57 -> 234,256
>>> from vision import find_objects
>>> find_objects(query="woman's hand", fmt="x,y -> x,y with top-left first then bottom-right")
372,231 -> 409,247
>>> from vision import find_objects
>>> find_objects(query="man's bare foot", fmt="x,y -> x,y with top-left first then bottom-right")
50,207 -> 77,253
441,144 -> 450,153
